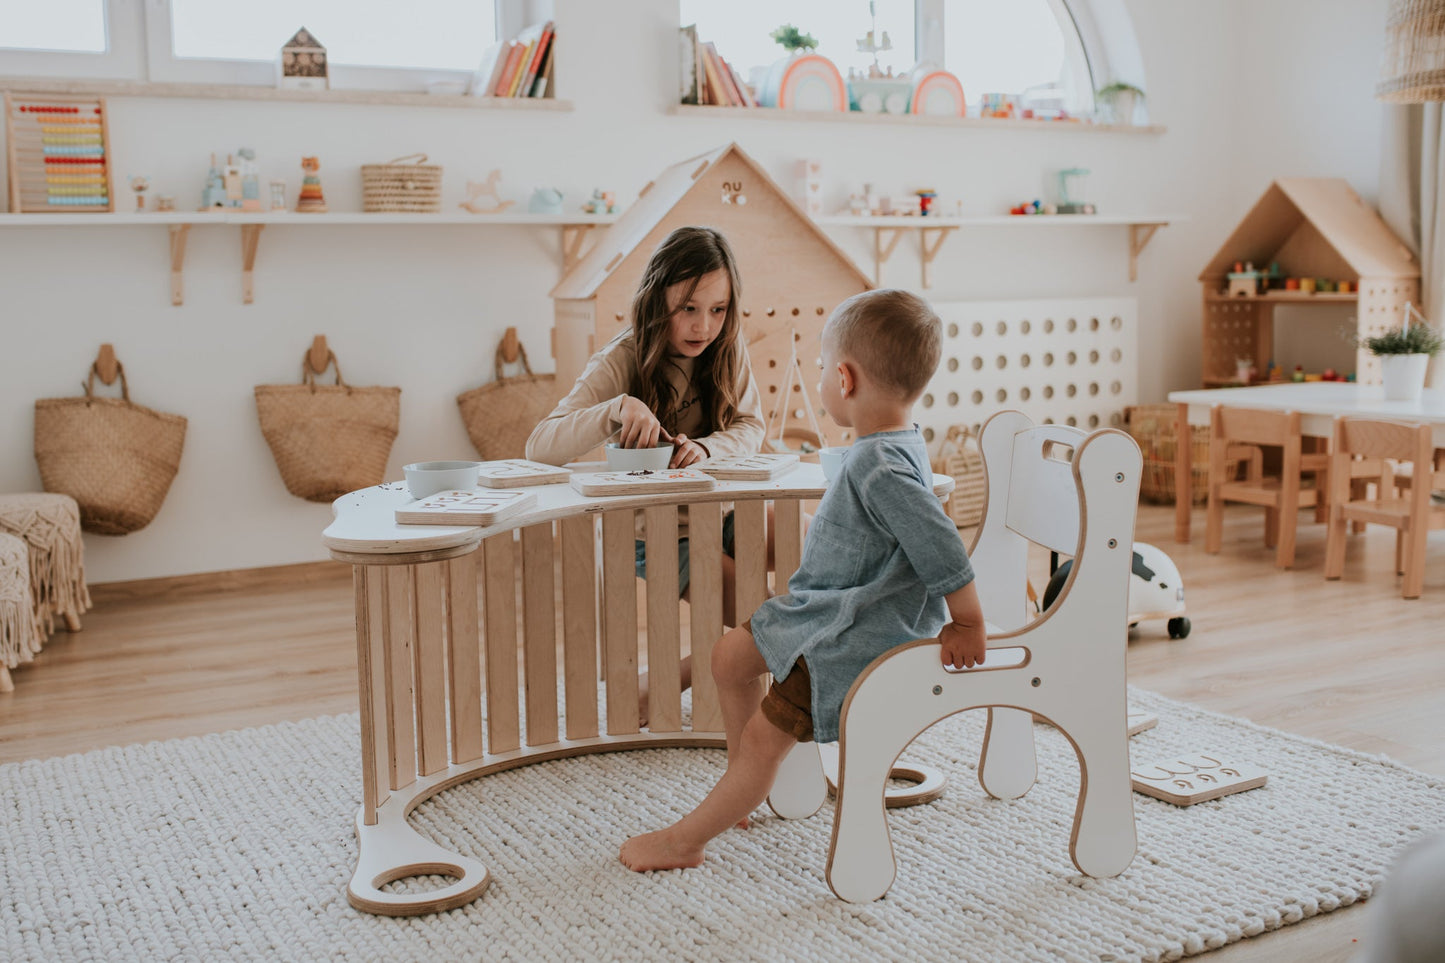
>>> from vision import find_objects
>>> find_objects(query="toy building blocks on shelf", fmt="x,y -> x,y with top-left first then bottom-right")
582,189 -> 617,214
295,156 -> 327,212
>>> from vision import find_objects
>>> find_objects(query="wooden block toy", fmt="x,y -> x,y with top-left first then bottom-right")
1126,710 -> 1158,736
475,459 -> 571,488
699,453 -> 800,481
569,468 -> 715,497
1130,753 -> 1267,806
395,489 -> 536,527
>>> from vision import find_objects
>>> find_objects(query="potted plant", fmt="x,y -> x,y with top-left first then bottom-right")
1095,81 -> 1144,125
1362,304 -> 1444,401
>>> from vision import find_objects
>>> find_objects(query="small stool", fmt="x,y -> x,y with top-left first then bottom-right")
0,493 -> 91,638
0,532 -> 41,692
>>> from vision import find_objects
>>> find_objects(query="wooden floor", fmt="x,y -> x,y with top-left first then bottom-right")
1,503 -> 1441,961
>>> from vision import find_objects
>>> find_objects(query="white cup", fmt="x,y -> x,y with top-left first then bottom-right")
819,446 -> 850,481
403,461 -> 481,500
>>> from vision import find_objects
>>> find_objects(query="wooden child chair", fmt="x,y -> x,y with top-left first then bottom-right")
768,411 -> 1141,902
1205,405 -> 1330,569
1324,417 -> 1445,599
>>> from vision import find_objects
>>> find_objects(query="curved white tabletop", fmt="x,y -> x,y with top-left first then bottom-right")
323,462 -> 956,557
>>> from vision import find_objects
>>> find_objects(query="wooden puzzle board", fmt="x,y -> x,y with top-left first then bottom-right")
1131,753 -> 1268,806
395,489 -> 536,526
700,453 -> 800,480
475,459 -> 571,488
569,468 -> 715,497
1126,710 -> 1158,737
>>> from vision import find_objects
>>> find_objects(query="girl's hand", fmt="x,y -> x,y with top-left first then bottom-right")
616,396 -> 669,449
669,434 -> 707,469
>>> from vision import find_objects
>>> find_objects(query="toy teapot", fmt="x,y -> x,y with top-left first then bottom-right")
528,187 -> 564,215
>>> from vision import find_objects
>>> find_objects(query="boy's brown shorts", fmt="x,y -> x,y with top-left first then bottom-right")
745,620 -> 815,742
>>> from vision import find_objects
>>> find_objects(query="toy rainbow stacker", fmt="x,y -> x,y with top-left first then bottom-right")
4,92 -> 113,212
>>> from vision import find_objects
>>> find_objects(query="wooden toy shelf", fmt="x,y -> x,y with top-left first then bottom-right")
669,103 -> 1166,135
812,214 -> 1179,286
0,211 -> 618,305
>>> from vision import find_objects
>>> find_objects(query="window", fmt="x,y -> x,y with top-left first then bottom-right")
0,0 -> 141,79
679,0 -> 1106,118
148,0 -> 500,90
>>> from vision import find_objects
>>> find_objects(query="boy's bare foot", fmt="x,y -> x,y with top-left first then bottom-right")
620,829 -> 704,872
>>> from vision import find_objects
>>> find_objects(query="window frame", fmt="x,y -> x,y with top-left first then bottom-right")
0,0 -> 144,80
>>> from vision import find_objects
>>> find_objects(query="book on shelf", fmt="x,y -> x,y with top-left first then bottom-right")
470,40 -> 510,97
517,21 -> 554,97
704,43 -> 741,106
491,41 -> 526,96
679,24 -> 700,105
505,26 -> 540,97
698,41 -> 727,105
530,41 -> 554,98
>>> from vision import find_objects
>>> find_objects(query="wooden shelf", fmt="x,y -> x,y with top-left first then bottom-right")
813,214 -> 1181,286
0,77 -> 571,111
0,211 -> 617,304
1204,292 -> 1358,304
669,103 -> 1165,134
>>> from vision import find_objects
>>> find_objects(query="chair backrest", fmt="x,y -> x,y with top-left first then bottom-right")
1334,416 -> 1434,466
969,411 -> 1142,632
1212,405 -> 1298,447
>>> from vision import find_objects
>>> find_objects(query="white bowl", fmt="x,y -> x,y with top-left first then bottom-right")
404,460 -> 481,499
605,443 -> 673,471
819,446 -> 851,481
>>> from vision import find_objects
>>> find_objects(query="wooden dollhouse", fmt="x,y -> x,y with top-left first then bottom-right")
1198,178 -> 1420,386
549,142 -> 872,447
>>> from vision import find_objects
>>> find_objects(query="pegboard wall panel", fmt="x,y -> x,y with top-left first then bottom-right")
915,298 -> 1139,445
1353,279 -> 1420,384
1203,299 -> 1268,382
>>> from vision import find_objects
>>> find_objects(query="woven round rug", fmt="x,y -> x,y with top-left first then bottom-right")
2,687 -> 1441,962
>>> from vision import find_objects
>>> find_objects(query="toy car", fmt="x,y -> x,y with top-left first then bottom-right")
1040,541 -> 1190,639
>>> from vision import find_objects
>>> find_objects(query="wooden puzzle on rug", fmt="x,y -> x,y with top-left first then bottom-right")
1130,754 -> 1268,806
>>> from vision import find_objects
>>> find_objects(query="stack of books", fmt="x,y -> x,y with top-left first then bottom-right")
679,25 -> 757,107
471,21 -> 555,98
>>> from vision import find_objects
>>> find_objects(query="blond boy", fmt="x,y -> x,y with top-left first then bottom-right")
621,289 -> 986,872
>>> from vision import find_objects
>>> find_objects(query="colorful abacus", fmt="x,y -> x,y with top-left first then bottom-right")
5,93 -> 114,212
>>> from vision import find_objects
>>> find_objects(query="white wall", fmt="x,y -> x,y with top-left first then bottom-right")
0,0 -> 1394,581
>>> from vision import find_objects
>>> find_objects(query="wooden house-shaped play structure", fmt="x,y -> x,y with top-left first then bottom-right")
1198,178 -> 1420,386
550,142 -> 872,447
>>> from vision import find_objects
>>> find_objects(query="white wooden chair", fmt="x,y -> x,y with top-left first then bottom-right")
768,411 -> 1141,902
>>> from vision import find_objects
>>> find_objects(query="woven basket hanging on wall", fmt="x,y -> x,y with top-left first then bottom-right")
254,349 -> 400,503
932,425 -> 987,528
33,357 -> 187,535
456,331 -> 560,460
360,154 -> 442,213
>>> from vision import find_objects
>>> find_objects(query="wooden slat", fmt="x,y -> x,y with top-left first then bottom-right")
445,551 -> 484,764
601,510 -> 639,735
483,533 -> 520,754
411,562 -> 449,776
688,502 -> 725,733
560,515 -> 599,740
521,523 -> 559,746
734,499 -> 769,622
644,505 -> 682,732
774,498 -> 804,587
354,567 -> 390,823
382,566 -> 417,791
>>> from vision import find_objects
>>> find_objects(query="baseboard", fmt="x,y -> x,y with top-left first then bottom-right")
89,559 -> 352,604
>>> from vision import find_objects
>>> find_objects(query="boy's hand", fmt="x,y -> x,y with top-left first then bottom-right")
669,434 -> 706,469
616,396 -> 669,449
939,620 -> 986,669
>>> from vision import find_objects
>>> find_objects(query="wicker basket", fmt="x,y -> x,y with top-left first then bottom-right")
456,337 -> 560,460
34,362 -> 187,535
932,425 -> 987,528
1125,404 -> 1209,505
361,154 -> 442,213
255,350 -> 400,503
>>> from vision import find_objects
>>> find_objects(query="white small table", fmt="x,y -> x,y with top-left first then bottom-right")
1166,383 -> 1445,542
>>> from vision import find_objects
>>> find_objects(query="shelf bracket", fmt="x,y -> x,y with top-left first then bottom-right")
561,224 -> 600,273
871,227 -> 905,285
918,226 -> 957,289
1128,223 -> 1162,282
168,224 -> 190,306
241,224 -> 264,304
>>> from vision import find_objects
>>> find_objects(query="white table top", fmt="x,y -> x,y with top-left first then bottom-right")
322,462 -> 956,557
1168,383 -> 1445,426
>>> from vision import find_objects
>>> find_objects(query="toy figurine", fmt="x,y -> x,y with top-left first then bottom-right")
129,175 -> 149,212
296,156 -> 328,213
269,181 -> 286,211
459,170 -> 514,214
201,154 -> 228,210
915,189 -> 937,216
237,148 -> 262,211
582,189 -> 617,214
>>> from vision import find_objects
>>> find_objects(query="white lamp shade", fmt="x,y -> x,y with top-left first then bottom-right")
1378,0 -> 1445,102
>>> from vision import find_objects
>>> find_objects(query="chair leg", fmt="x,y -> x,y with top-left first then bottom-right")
978,708 -> 1038,800
1264,506 -> 1279,549
1275,498 -> 1301,569
0,663 -> 12,693
1323,511 -> 1348,580
1403,522 -> 1428,600
827,727 -> 904,903
1396,531 -> 1406,577
1058,705 -> 1137,878
767,741 -> 828,819
1205,488 -> 1224,554
63,611 -> 81,632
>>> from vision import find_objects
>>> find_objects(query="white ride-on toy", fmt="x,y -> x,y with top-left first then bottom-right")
1041,541 -> 1190,639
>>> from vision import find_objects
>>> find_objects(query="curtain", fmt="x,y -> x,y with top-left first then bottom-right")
1379,103 -> 1445,386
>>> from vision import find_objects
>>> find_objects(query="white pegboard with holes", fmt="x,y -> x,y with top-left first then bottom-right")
914,298 -> 1138,446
